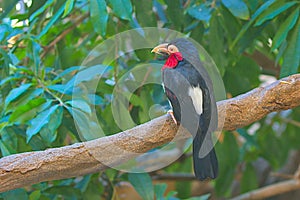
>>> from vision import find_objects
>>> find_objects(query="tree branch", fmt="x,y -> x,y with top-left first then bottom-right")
0,74 -> 299,192
231,165 -> 300,200
231,179 -> 300,200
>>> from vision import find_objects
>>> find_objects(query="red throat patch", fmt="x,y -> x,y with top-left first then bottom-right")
162,52 -> 183,70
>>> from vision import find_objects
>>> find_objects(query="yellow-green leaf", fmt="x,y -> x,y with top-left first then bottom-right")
62,0 -> 75,18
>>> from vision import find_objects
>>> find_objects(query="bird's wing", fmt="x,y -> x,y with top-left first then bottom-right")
162,62 -> 212,136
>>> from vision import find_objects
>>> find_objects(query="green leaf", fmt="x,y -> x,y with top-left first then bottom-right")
0,0 -> 20,19
224,56 -> 260,95
187,3 -> 212,22
82,174 -> 104,199
126,92 -> 142,106
165,0 -> 184,29
31,40 -> 41,75
280,18 -> 300,77
62,0 -> 75,18
185,194 -> 211,200
0,127 -> 19,155
2,188 -> 28,200
0,77 -> 17,87
5,88 -> 44,113
66,99 -> 92,114
215,132 -> 239,195
240,163 -> 258,193
0,24 -> 11,42
40,106 -> 63,144
272,8 -> 299,51
75,175 -> 91,192
254,1 -> 297,26
275,39 -> 287,66
54,66 -> 80,80
29,0 -> 54,21
176,180 -> 191,198
230,0 -> 276,49
112,93 -> 136,130
154,184 -> 167,200
44,186 -> 81,199
66,65 -> 112,89
28,134 -> 47,150
29,190 -> 41,200
153,0 -> 167,22
208,13 -> 227,76
0,140 -> 11,156
88,94 -> 103,105
222,0 -> 249,20
108,0 -> 133,20
67,107 -> 103,140
38,5 -> 64,38
128,173 -> 154,200
5,83 -> 32,107
9,98 -> 47,123
0,122 -> 8,133
132,0 -> 156,27
90,0 -> 108,36
26,104 -> 59,142
47,84 -> 73,94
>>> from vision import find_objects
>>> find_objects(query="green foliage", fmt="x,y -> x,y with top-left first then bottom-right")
240,162 -> 258,193
215,132 -> 239,196
128,173 -> 154,200
222,0 -> 249,20
0,0 -> 299,199
90,0 -> 108,36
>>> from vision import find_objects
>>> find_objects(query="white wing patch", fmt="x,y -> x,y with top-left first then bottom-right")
188,85 -> 203,115
161,82 -> 166,92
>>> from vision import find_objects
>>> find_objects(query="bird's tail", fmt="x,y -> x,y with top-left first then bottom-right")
193,130 -> 218,180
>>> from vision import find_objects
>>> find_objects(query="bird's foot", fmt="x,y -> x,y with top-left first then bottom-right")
167,110 -> 177,125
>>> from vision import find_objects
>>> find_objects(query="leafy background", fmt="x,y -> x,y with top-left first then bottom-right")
0,0 -> 299,199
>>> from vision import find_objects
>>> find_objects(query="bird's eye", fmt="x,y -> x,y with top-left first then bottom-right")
168,45 -> 178,53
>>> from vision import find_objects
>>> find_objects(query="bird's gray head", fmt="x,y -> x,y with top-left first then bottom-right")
169,38 -> 199,60
151,38 -> 200,64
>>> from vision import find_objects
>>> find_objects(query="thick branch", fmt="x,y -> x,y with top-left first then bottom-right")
219,74 -> 300,130
0,74 -> 299,192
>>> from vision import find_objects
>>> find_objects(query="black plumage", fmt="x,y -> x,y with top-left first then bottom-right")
154,38 -> 218,180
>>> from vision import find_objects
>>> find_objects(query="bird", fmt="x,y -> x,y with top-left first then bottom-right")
151,38 -> 218,180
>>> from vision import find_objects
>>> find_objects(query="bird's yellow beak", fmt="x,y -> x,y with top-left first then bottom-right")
151,43 -> 169,55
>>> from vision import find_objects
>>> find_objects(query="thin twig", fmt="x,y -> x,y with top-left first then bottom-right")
280,118 -> 300,128
41,13 -> 89,59
270,172 -> 294,180
231,180 -> 300,200
231,163 -> 300,200
152,173 -> 197,181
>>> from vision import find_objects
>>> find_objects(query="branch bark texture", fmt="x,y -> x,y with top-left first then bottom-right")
0,74 -> 299,193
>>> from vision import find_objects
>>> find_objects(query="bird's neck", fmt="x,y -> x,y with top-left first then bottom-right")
162,52 -> 183,70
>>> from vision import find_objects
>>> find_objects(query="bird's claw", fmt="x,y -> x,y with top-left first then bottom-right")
167,110 -> 178,125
